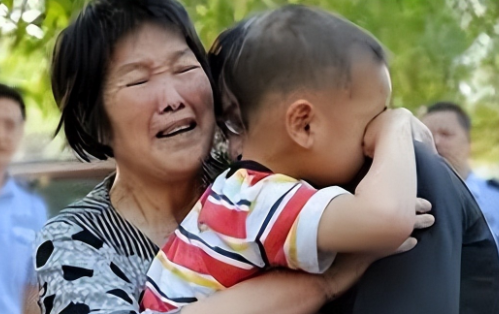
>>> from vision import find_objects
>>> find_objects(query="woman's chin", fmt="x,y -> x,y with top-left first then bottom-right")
153,150 -> 208,179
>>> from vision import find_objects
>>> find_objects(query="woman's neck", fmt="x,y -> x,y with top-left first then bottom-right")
109,164 -> 202,246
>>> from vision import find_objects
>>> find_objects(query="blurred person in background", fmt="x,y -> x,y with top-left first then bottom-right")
0,83 -> 47,314
422,101 -> 499,251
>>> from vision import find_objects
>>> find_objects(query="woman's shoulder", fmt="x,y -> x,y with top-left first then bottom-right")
33,178 -> 156,314
36,178 -> 111,247
43,177 -> 112,229
37,176 -> 158,261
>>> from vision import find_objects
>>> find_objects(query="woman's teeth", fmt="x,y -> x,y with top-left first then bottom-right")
157,122 -> 197,138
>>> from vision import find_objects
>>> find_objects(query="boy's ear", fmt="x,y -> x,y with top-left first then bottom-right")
285,99 -> 314,149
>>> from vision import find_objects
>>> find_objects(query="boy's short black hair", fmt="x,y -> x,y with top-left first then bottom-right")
52,0 -> 213,161
210,5 -> 387,130
0,83 -> 26,120
427,101 -> 471,133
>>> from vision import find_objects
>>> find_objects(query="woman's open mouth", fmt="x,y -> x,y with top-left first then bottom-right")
156,121 -> 197,139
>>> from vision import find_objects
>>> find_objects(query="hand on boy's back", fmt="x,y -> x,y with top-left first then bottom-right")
317,197 -> 435,307
362,108 -> 414,158
366,197 -> 434,257
395,197 -> 435,253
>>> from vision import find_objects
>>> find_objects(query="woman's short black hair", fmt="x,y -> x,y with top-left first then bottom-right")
52,0 -> 213,161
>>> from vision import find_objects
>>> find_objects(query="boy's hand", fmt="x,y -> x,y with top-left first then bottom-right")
319,198 -> 433,303
363,108 -> 414,158
394,197 -> 434,253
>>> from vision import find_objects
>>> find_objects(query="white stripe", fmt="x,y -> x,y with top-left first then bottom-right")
145,281 -> 185,308
83,198 -> 108,210
259,184 -> 301,243
175,229 -> 256,270
121,215 -> 147,258
207,195 -> 250,212
107,209 -> 133,256
100,211 -> 126,253
292,186 -> 348,273
147,257 -> 219,301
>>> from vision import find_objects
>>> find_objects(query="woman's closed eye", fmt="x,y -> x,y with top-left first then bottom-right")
177,65 -> 200,74
126,79 -> 148,87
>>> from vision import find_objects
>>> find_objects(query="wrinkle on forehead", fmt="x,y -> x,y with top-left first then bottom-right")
103,23 -> 194,103
114,47 -> 193,78
108,23 -> 191,76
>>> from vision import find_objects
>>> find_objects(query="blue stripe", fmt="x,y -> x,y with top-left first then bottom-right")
177,225 -> 256,267
209,190 -> 252,207
146,276 -> 198,303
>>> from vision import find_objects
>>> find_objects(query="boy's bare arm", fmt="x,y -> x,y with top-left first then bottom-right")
317,109 -> 417,253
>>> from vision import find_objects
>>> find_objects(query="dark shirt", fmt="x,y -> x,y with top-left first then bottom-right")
323,142 -> 499,314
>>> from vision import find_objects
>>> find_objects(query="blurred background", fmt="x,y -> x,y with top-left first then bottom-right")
1,0 -> 498,216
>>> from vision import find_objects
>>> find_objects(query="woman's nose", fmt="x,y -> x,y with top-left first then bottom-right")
157,80 -> 185,113
162,102 -> 185,113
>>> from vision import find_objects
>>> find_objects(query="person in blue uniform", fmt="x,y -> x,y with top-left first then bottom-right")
0,83 -> 47,314
422,101 -> 499,251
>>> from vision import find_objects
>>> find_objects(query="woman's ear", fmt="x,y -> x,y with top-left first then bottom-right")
285,99 -> 314,149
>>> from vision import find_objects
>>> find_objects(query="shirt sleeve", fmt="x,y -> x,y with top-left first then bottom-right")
34,196 -> 48,230
256,176 -> 350,274
34,219 -> 163,314
27,196 -> 48,286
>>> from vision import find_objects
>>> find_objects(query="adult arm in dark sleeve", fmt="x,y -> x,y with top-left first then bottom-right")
323,142 -> 466,314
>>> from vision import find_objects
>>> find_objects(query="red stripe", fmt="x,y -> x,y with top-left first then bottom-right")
198,170 -> 272,239
141,288 -> 178,313
162,234 -> 209,275
263,185 -> 316,267
246,169 -> 273,185
163,233 -> 259,287
198,197 -> 248,239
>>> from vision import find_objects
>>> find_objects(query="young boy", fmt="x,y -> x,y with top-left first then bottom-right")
142,6 -> 427,313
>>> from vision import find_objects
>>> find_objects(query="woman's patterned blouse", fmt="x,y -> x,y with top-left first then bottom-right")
34,176 -> 160,314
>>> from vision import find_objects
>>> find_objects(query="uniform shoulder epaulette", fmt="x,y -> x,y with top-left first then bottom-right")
486,179 -> 499,190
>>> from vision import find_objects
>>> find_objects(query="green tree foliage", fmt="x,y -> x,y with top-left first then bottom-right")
0,0 -> 498,162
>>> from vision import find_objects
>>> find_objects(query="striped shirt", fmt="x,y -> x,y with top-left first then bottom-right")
34,175 -> 160,314
142,160 -> 349,313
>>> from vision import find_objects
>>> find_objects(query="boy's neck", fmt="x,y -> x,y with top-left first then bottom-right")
240,99 -> 304,179
242,139 -> 302,179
